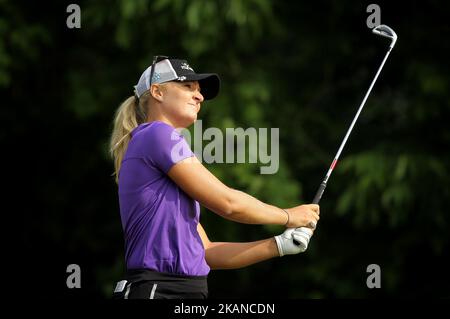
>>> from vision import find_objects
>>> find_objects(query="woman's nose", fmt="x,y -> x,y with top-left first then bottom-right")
194,90 -> 204,103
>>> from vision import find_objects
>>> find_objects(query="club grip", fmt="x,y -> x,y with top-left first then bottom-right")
312,181 -> 327,204
293,182 -> 327,246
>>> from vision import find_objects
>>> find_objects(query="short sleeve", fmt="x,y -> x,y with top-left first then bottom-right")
143,122 -> 195,173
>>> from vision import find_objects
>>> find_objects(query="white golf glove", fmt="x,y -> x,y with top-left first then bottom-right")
274,227 -> 313,256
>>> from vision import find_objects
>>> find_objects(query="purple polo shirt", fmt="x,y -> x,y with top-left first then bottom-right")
118,121 -> 210,276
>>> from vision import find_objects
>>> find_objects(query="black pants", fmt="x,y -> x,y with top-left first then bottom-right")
112,269 -> 208,299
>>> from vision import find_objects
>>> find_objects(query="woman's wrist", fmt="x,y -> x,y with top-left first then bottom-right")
281,208 -> 290,226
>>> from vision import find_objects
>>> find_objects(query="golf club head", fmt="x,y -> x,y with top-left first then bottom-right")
372,24 -> 397,48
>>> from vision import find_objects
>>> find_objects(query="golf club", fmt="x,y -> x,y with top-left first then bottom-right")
292,25 -> 398,247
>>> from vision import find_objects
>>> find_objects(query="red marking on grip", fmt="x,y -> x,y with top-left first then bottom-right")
331,159 -> 338,170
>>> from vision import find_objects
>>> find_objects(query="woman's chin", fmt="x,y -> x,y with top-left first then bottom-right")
179,114 -> 197,128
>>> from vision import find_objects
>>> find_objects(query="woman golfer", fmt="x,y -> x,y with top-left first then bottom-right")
110,57 -> 320,299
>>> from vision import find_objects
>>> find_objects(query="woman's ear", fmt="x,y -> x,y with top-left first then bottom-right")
150,84 -> 164,102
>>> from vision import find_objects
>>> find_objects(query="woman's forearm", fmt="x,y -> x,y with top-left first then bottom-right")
205,238 -> 279,270
226,189 -> 288,225
168,158 -> 290,226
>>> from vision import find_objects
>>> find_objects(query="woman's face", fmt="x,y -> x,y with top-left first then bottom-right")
159,81 -> 204,128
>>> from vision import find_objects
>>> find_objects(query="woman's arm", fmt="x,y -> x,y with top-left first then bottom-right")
197,224 -> 279,270
168,156 -> 319,227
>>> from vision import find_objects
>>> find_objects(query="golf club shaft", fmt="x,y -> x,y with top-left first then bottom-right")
313,45 -> 394,203
292,45 -> 394,246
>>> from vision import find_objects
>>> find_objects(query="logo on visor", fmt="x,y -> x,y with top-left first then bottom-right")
180,63 -> 194,72
152,73 -> 161,82
177,76 -> 187,81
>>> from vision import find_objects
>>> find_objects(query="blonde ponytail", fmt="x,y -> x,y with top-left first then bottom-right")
110,91 -> 151,183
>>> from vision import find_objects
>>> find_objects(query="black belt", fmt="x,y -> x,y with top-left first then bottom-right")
125,269 -> 208,293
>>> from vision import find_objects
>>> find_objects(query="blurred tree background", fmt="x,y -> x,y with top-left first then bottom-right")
2,0 -> 449,298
